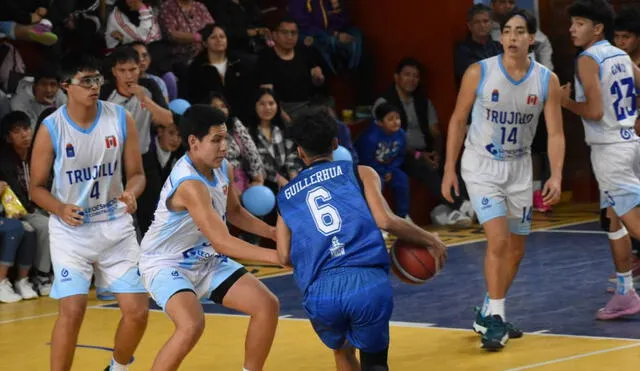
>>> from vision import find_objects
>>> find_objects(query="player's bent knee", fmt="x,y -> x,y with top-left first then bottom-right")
258,290 -> 280,317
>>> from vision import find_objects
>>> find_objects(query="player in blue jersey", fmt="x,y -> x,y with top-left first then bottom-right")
561,0 -> 640,319
139,105 -> 281,371
29,56 -> 149,371
275,107 -> 447,371
442,9 -> 565,350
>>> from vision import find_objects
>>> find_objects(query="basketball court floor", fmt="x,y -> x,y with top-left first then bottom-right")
2,203 -> 640,370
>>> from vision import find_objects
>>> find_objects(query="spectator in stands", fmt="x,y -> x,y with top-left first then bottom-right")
256,16 -> 326,119
131,41 -> 173,102
10,66 -> 67,128
105,0 -> 162,51
247,88 -> 302,194
207,0 -> 271,55
47,0 -> 103,58
0,111 -> 51,296
160,0 -> 214,92
100,46 -> 173,156
374,58 -> 473,226
0,89 -> 10,121
136,119 -> 184,235
210,92 -> 265,195
490,0 -> 553,70
187,24 -> 252,122
454,3 -> 502,86
0,21 -> 57,46
356,103 -> 409,219
289,0 -> 362,74
0,211 -> 35,303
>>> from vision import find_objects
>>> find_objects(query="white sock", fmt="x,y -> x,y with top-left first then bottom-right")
616,271 -> 633,295
533,181 -> 542,191
110,358 -> 128,371
487,298 -> 506,320
243,368 -> 250,371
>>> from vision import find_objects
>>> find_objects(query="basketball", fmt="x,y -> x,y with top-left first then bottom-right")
391,239 -> 444,284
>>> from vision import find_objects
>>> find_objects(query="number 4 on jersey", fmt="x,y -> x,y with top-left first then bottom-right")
90,182 -> 100,200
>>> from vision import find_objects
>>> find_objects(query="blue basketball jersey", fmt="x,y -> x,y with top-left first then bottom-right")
277,160 -> 389,294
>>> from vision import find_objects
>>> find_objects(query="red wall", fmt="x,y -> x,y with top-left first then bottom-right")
347,0 -> 471,127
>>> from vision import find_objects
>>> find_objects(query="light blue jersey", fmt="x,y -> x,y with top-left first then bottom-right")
575,40 -> 639,145
139,155 -> 230,273
43,100 -> 128,223
465,55 -> 551,160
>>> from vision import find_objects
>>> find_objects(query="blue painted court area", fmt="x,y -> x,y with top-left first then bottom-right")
140,221 -> 640,340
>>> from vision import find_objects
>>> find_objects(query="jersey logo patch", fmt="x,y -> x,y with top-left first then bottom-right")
527,94 -> 538,105
66,143 -> 75,158
491,89 -> 500,102
105,135 -> 118,149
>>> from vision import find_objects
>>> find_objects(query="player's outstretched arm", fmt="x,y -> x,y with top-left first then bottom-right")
442,62 -> 480,203
542,73 -> 565,206
225,164 -> 276,241
172,179 -> 281,265
357,166 -> 447,258
29,124 -> 83,226
120,112 -> 146,213
560,56 -> 603,121
275,214 -> 291,266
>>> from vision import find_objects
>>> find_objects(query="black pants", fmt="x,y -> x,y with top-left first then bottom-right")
401,154 -> 468,210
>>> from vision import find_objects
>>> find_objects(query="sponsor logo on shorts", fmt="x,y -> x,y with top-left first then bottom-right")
170,270 -> 183,280
61,268 -> 72,282
481,197 -> 491,210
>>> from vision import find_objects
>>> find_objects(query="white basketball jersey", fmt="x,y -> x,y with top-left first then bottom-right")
465,55 -> 551,160
575,40 -> 639,145
43,101 -> 128,223
140,155 -> 230,270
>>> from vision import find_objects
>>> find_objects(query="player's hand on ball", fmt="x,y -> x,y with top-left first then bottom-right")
428,232 -> 448,269
57,204 -> 84,226
441,170 -> 459,204
119,191 -> 137,214
542,176 -> 562,206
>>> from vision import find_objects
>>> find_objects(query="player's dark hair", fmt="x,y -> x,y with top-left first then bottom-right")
614,6 -> 640,36
289,106 -> 338,158
568,0 -> 615,38
180,104 -> 227,151
500,8 -> 537,34
60,54 -> 101,83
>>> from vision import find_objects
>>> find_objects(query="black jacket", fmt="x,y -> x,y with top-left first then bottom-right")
379,85 -> 435,152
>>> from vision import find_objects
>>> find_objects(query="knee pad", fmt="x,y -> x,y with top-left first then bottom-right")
600,208 -> 610,232
360,348 -> 389,371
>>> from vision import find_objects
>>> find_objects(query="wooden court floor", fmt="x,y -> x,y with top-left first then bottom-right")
2,203 -> 640,370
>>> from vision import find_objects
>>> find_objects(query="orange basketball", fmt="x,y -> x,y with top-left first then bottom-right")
390,239 -> 444,284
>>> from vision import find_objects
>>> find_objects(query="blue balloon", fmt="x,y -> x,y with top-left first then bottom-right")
168,99 -> 191,115
241,185 -> 276,216
333,145 -> 353,162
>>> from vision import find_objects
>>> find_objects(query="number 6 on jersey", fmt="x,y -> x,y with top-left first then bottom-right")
306,186 -> 342,235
